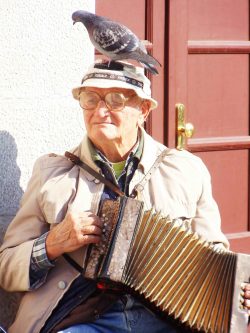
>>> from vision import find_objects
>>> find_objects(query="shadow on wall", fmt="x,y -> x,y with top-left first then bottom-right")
0,130 -> 24,216
0,131 -> 24,329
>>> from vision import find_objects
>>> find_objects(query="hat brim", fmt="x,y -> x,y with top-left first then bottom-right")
72,78 -> 158,110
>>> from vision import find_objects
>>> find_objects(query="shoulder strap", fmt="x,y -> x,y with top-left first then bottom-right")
63,253 -> 84,274
130,149 -> 170,198
65,151 -> 125,197
65,149 -> 170,199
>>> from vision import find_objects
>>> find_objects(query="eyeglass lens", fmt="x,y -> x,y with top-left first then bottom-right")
79,91 -> 127,111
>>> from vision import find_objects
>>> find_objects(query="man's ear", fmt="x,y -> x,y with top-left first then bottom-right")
138,100 -> 151,125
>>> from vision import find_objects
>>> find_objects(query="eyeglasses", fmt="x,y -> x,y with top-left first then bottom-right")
79,91 -> 135,111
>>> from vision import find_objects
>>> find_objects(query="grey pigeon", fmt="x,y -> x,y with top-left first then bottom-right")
72,10 -> 161,75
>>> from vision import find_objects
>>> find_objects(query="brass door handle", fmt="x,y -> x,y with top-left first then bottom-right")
176,103 -> 194,150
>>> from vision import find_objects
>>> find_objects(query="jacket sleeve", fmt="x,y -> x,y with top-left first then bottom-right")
191,157 -> 229,249
0,157 -> 50,292
29,232 -> 55,289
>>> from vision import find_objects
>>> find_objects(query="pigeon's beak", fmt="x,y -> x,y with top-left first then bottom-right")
73,21 -> 76,25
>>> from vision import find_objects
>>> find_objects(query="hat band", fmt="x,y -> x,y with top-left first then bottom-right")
81,72 -> 144,89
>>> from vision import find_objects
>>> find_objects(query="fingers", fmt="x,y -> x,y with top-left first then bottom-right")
76,212 -> 103,236
46,210 -> 105,259
78,211 -> 103,228
244,289 -> 250,298
244,299 -> 250,311
241,283 -> 250,314
244,283 -> 250,292
72,212 -> 104,247
66,210 -> 104,244
81,224 -> 103,237
80,234 -> 102,246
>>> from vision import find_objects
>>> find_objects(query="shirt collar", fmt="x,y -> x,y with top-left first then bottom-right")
87,131 -> 144,166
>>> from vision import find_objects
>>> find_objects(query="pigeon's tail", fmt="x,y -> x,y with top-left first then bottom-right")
146,53 -> 161,67
131,51 -> 161,75
140,60 -> 159,75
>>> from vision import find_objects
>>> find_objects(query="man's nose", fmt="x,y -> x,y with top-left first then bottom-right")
95,100 -> 110,116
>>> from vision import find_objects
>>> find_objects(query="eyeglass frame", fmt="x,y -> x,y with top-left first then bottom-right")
78,89 -> 141,112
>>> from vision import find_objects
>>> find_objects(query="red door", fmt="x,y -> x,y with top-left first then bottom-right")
168,0 -> 250,254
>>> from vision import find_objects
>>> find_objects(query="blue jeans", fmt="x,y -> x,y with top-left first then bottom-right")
58,295 -> 179,333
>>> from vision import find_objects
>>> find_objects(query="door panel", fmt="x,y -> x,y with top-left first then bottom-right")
168,0 -> 250,254
197,150 -> 249,233
188,0 -> 249,40
188,54 -> 249,137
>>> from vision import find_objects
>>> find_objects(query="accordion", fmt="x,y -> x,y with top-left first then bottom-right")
82,196 -> 250,333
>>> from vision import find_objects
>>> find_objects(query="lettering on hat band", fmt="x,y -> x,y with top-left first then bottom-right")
81,73 -> 144,89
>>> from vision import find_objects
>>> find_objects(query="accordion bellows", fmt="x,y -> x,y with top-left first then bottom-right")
83,197 -> 250,333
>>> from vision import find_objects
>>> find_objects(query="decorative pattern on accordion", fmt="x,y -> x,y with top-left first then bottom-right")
84,199 -> 121,278
84,198 -> 250,333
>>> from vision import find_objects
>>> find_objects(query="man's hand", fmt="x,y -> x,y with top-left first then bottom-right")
46,211 -> 103,260
243,283 -> 250,315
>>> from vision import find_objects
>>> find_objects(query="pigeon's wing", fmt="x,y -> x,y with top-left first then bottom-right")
92,21 -> 144,55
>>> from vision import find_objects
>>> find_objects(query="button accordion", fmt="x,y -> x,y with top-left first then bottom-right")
64,151 -> 250,332
81,196 -> 250,333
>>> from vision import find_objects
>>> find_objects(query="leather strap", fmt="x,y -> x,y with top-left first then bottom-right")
65,151 -> 125,197
63,253 -> 84,274
65,148 -> 169,199
130,149 -> 170,198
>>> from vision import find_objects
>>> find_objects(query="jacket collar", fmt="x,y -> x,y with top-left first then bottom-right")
138,127 -> 167,175
76,127 -> 168,177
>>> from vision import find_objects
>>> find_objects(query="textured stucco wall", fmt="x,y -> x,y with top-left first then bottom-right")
0,0 -> 94,328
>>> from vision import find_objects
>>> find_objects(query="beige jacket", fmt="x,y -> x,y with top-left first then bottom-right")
0,129 -> 229,333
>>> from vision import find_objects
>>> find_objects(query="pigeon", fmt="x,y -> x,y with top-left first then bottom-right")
72,10 -> 161,75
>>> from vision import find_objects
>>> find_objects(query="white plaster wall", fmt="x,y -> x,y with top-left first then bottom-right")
0,1 -> 94,212
0,0 -> 95,327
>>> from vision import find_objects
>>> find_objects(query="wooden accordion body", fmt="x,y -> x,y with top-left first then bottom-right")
83,197 -> 250,333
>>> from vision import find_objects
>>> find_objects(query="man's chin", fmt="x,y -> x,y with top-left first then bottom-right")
90,128 -> 117,142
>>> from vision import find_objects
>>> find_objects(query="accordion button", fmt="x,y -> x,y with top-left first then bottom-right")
94,310 -> 100,319
57,280 -> 67,290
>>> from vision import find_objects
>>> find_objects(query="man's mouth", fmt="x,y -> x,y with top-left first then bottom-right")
94,122 -> 114,125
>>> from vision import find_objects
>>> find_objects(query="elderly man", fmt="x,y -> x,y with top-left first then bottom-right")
0,61 -> 249,333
